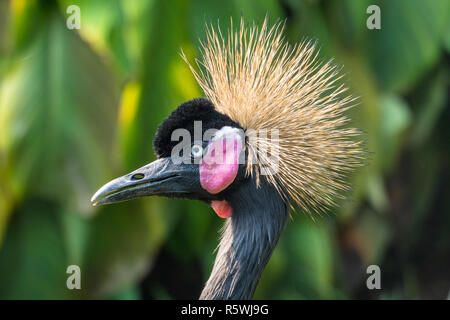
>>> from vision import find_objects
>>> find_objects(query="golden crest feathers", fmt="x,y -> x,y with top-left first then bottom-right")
182,18 -> 365,214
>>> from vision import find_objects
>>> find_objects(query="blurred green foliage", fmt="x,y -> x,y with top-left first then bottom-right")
0,0 -> 449,299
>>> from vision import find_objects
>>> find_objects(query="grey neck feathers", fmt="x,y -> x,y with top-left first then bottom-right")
200,179 -> 289,300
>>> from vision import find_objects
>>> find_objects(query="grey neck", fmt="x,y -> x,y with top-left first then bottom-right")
199,179 -> 289,300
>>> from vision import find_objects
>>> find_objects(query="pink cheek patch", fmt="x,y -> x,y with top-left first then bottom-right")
199,134 -> 243,195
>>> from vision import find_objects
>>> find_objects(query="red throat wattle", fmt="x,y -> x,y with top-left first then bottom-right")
211,200 -> 232,218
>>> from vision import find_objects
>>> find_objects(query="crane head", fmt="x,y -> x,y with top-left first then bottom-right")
91,98 -> 249,218
91,18 -> 365,218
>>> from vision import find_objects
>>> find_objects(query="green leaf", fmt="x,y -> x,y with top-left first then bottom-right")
272,217 -> 335,299
0,200 -> 75,299
0,10 -> 119,210
366,172 -> 389,213
0,0 -> 11,61
284,0 -> 334,59
357,208 -> 392,263
109,284 -> 141,300
58,0 -> 133,77
378,94 -> 412,173
366,0 -> 450,92
445,17 -> 450,53
81,202 -> 153,298
0,149 -> 14,245
409,67 -> 449,147
10,0 -> 42,54
325,0 -> 373,48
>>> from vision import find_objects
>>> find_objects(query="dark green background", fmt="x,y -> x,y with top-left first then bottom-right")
0,0 -> 449,299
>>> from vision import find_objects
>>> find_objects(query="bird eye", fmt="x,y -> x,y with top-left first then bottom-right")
191,144 -> 204,158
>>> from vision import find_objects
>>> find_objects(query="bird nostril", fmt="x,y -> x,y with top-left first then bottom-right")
131,173 -> 145,180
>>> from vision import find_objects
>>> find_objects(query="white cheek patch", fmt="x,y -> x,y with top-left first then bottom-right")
211,126 -> 243,142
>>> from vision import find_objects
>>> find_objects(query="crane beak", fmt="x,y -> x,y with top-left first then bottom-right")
91,158 -> 199,206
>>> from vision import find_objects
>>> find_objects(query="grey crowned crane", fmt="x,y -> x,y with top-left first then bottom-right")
91,18 -> 365,300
